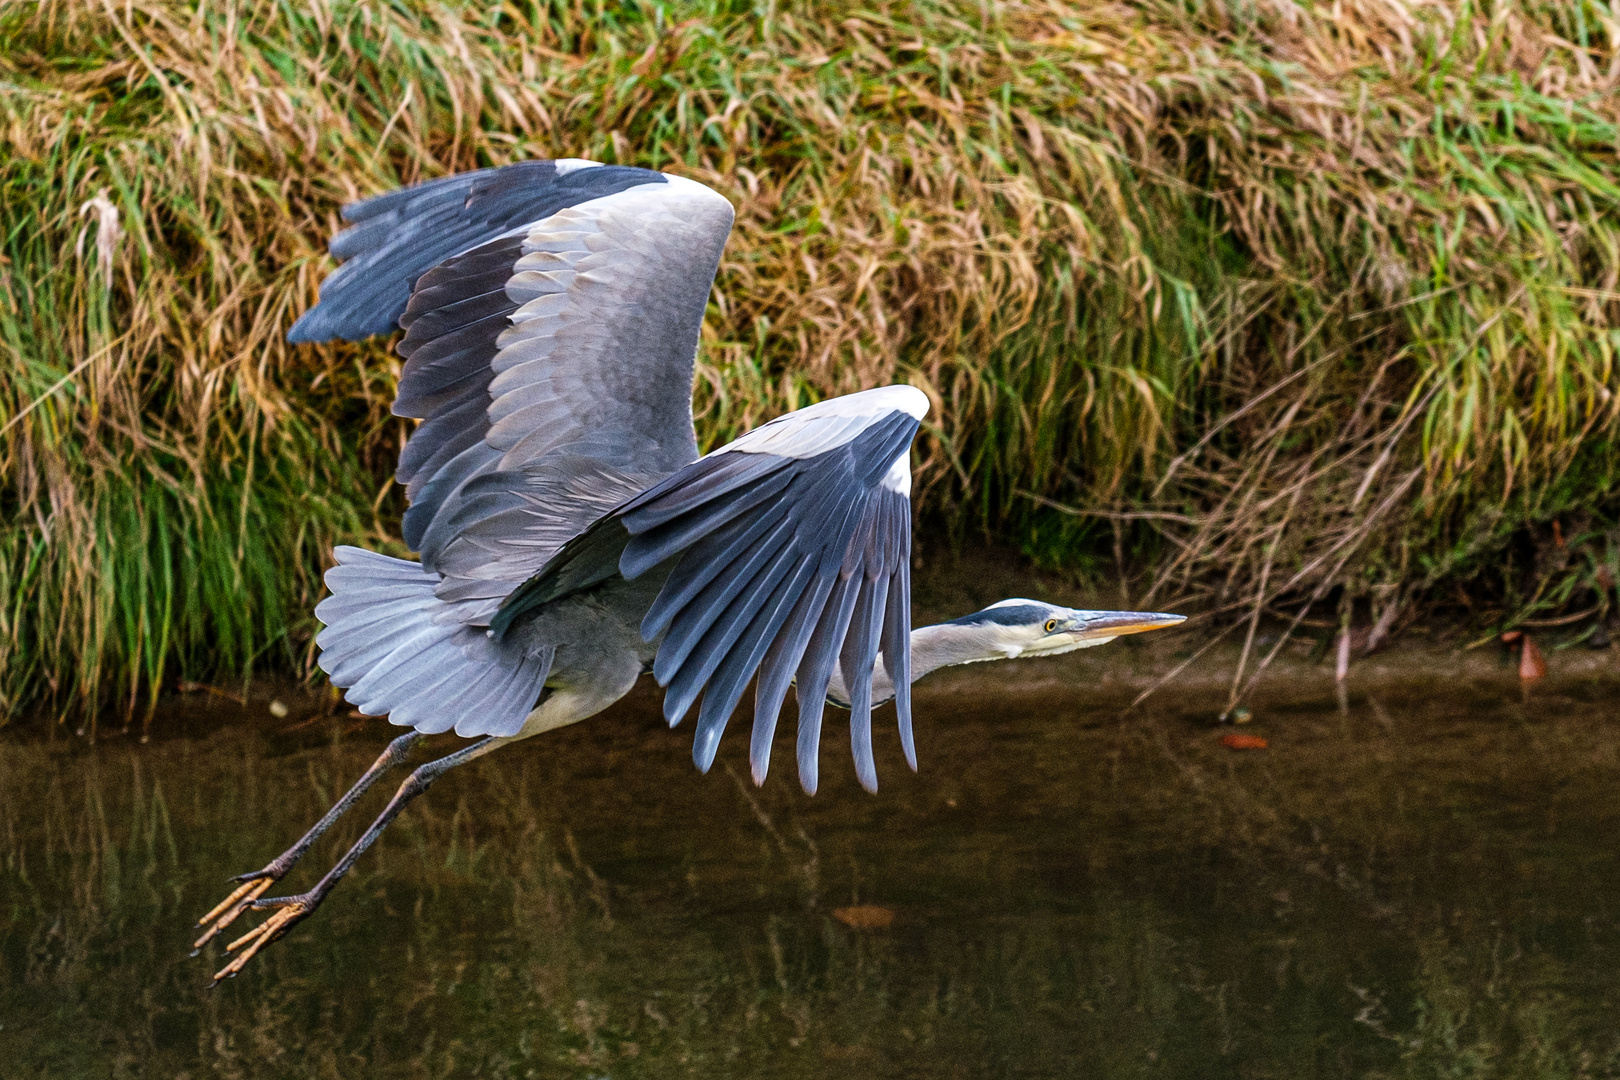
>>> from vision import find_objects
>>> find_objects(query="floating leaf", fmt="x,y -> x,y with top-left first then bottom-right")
833,905 -> 895,930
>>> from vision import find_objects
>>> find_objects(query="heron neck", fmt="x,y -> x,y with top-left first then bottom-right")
846,620 -> 1008,706
908,620 -> 1008,680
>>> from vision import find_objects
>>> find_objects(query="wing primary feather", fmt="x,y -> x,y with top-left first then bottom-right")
839,571 -> 890,794
401,439 -> 501,552
641,458 -> 858,649
883,547 -> 916,771
289,162 -> 671,343
740,467 -> 880,789
391,359 -> 495,420
651,511 -> 796,686
688,554 -> 817,773
620,463 -> 793,580
397,395 -> 491,488
658,527 -> 801,727
392,316 -> 513,416
638,501 -> 791,642
851,413 -> 923,487
793,571 -> 862,795
841,481 -> 885,576
398,283 -> 514,342
749,570 -> 837,785
403,239 -> 524,299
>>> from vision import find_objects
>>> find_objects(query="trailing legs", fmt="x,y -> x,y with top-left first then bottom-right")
207,735 -> 507,985
193,731 -> 424,952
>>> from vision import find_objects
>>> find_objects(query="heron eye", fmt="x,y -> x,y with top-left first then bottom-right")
1044,618 -> 1059,633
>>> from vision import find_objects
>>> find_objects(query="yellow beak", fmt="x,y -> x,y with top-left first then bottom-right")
1069,611 -> 1187,642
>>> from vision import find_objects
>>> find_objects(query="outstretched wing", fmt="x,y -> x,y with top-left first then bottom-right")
494,386 -> 927,794
289,159 -> 667,343
291,160 -> 735,618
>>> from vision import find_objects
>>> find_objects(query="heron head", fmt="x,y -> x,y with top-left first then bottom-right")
945,599 -> 1186,661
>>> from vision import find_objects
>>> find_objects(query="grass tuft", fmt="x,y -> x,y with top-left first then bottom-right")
3,0 -> 1618,721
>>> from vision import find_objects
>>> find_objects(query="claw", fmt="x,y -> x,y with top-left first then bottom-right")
192,875 -> 275,952
209,900 -> 310,986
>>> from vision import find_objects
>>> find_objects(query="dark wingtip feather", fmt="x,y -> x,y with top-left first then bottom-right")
749,572 -> 835,788
663,685 -> 696,729
796,718 -> 820,795
793,574 -> 861,795
285,313 -> 321,344
286,299 -> 403,345
692,714 -> 724,773
841,577 -> 887,795
885,557 -> 917,771
897,685 -> 917,772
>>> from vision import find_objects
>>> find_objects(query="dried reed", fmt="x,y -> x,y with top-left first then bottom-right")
3,0 -> 1617,720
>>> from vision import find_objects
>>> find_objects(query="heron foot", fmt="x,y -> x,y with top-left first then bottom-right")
192,870 -> 281,955
205,890 -> 321,986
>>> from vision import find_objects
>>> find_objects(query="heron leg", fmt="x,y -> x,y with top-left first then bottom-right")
192,731 -> 423,953
206,735 -> 502,985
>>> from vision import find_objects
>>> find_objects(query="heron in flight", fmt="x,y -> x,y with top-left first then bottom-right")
193,160 -> 1184,983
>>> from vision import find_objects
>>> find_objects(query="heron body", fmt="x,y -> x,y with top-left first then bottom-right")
193,159 -> 1184,982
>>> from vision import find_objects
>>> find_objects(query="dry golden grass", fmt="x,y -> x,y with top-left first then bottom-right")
2,0 -> 1618,721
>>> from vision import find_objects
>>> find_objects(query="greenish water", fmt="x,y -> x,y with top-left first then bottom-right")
4,672 -> 1620,1078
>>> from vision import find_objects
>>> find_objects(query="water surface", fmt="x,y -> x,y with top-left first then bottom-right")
4,666 -> 1619,1077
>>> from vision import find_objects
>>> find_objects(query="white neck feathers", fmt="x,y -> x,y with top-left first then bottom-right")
834,620 -> 1018,706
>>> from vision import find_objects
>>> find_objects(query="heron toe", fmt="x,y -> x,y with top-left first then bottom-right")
208,893 -> 317,986
192,873 -> 277,953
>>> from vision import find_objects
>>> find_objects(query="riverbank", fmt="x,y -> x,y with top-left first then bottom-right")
22,540 -> 1615,744
4,0 -> 1617,721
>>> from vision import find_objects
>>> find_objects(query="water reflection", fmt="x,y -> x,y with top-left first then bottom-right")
4,675 -> 1620,1077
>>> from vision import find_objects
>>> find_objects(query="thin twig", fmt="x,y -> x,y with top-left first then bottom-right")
1122,619 -> 1244,715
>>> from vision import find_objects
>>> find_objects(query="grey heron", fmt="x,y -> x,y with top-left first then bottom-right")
192,160 -> 1184,983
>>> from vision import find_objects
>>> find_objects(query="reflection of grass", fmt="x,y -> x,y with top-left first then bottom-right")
4,1 -> 1620,721
6,695 -> 1620,1076
1390,938 -> 1620,1080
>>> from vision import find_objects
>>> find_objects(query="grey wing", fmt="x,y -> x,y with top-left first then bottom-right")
298,162 -> 734,738
292,162 -> 735,618
289,159 -> 669,343
493,386 -> 929,794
